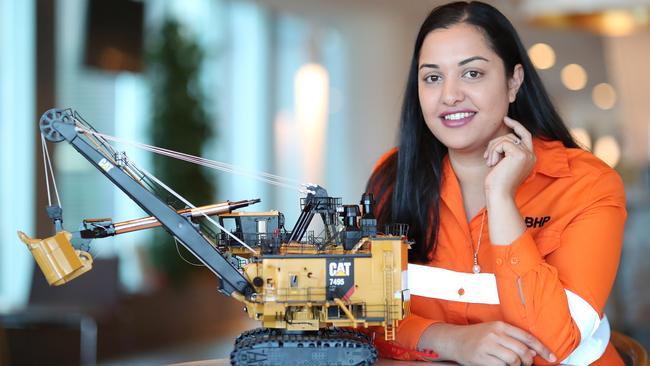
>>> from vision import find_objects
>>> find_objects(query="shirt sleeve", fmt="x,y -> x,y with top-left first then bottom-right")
489,170 -> 626,365
369,313 -> 442,361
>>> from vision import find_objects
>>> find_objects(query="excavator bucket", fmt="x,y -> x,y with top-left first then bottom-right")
17,230 -> 93,286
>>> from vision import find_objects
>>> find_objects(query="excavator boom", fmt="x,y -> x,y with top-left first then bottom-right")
38,108 -> 255,299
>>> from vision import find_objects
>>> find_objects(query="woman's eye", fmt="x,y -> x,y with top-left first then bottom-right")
424,75 -> 441,83
463,70 -> 483,79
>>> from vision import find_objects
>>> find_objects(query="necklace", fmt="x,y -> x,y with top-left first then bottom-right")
472,210 -> 487,274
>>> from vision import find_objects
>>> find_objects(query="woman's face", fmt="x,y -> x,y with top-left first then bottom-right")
418,23 -> 523,153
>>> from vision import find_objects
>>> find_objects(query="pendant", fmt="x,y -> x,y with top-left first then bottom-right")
472,264 -> 481,274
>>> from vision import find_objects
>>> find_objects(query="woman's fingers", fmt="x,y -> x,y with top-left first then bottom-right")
485,343 -> 523,366
485,133 -> 522,166
503,324 -> 556,362
484,133 -> 519,157
451,321 -> 554,366
503,116 -> 533,151
484,135 -> 504,165
496,336 -> 536,366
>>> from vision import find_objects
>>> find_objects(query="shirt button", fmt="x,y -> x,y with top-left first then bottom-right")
496,258 -> 503,266
458,288 -> 465,296
510,257 -> 520,265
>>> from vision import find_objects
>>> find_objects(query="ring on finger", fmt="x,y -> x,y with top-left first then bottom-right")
512,137 -> 521,145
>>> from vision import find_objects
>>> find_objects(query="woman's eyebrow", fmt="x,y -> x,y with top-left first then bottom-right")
458,56 -> 489,66
419,56 -> 489,70
419,63 -> 439,70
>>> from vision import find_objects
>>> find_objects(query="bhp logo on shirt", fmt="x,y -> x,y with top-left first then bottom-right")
525,216 -> 551,228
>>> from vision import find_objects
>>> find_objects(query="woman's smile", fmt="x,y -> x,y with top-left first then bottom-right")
439,110 -> 477,128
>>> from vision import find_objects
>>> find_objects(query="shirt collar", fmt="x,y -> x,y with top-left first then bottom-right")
527,137 -> 572,180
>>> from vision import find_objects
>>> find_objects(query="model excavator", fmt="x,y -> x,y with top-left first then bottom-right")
18,108 -> 416,365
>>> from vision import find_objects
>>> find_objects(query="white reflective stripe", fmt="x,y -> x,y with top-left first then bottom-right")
565,290 -> 600,340
401,270 -> 411,300
407,264 -> 609,364
560,291 -> 609,365
407,264 -> 500,304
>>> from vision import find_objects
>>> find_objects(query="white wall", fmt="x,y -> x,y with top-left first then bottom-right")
0,0 -> 35,311
604,31 -> 650,166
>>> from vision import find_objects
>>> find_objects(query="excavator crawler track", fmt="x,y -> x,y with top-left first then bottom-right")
231,327 -> 377,366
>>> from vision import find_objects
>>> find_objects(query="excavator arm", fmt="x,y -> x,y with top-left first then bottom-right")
34,108 -> 256,299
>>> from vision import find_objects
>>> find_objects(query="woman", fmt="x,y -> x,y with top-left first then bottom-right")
366,2 -> 626,365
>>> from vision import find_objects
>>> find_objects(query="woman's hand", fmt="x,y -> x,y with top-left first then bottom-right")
423,321 -> 556,366
483,116 -> 536,199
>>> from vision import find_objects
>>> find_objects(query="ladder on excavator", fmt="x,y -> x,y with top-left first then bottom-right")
383,250 -> 395,341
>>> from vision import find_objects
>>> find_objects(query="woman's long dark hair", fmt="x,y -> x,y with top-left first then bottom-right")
368,1 -> 578,263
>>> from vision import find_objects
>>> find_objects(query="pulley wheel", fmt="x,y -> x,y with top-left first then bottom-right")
39,108 -> 71,142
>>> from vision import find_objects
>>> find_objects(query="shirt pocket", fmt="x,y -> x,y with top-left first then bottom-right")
533,230 -> 562,257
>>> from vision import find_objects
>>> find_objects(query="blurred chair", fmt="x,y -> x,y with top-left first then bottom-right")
0,311 -> 96,366
612,331 -> 649,366
0,257 -> 119,366
0,326 -> 8,366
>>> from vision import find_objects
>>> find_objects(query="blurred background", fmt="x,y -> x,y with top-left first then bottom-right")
1,0 -> 649,364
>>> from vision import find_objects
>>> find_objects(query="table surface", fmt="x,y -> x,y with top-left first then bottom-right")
168,358 -> 458,365
168,357 -> 571,365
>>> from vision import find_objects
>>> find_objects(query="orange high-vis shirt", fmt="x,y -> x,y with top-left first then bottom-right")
366,138 -> 627,365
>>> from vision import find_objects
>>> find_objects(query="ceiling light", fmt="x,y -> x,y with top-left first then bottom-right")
592,83 -> 617,110
528,43 -> 556,70
570,127 -> 592,150
561,64 -> 588,91
593,135 -> 621,168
